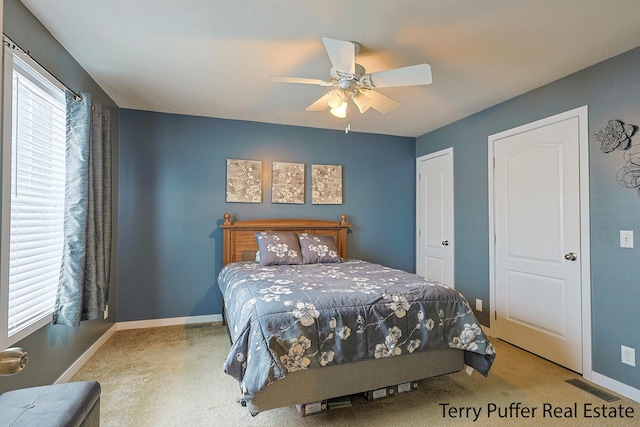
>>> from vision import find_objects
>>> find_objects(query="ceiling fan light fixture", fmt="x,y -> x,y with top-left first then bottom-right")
327,90 -> 343,109
353,92 -> 372,113
330,101 -> 348,118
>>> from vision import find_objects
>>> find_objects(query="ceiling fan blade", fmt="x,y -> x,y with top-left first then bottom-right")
305,91 -> 334,111
360,90 -> 400,114
368,63 -> 432,88
266,75 -> 327,85
322,37 -> 356,74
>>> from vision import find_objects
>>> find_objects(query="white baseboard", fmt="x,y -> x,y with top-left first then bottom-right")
117,314 -> 222,331
55,323 -> 118,384
591,371 -> 640,403
55,314 -> 222,384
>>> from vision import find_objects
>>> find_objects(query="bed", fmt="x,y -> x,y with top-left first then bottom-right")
218,213 -> 495,415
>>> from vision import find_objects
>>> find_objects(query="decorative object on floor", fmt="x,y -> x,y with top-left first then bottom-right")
616,145 -> 640,195
595,119 -> 635,153
226,159 -> 262,203
312,164 -> 342,204
0,347 -> 28,376
272,162 -> 305,204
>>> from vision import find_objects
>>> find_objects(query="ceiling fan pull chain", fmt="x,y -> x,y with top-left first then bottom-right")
345,101 -> 351,134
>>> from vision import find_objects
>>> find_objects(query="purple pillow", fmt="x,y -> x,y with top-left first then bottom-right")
297,233 -> 341,264
255,231 -> 302,265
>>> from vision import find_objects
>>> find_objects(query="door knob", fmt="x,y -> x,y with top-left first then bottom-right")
564,252 -> 577,261
442,240 -> 449,246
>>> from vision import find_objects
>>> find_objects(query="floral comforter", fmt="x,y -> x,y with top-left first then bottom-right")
218,259 -> 495,399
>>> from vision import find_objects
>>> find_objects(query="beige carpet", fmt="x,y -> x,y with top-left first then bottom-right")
71,323 -> 640,426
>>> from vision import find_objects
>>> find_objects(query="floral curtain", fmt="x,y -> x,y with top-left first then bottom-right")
53,91 -> 112,326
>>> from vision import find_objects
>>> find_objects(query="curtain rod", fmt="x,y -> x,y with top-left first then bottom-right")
3,34 -> 83,102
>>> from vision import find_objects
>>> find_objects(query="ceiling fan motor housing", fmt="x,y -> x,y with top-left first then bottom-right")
338,79 -> 356,91
332,63 -> 370,96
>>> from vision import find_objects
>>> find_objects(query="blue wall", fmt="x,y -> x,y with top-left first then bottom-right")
417,47 -> 640,391
117,110 -> 415,322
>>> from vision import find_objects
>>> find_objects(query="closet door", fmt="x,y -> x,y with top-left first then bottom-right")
416,148 -> 454,288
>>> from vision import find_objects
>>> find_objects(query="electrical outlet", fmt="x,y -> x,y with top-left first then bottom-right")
475,299 -> 482,312
620,230 -> 634,248
621,345 -> 636,367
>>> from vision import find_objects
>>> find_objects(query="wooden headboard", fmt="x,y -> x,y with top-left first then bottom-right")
221,213 -> 351,265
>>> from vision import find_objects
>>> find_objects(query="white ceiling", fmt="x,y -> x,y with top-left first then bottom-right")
19,0 -> 640,137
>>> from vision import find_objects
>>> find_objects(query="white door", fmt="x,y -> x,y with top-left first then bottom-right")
416,148 -> 454,287
492,114 -> 583,373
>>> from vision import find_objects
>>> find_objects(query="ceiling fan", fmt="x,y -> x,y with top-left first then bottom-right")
267,37 -> 433,132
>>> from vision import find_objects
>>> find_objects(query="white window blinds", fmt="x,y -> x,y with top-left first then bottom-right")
6,56 -> 66,338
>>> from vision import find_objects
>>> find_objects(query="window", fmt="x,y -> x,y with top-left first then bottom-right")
1,44 -> 66,348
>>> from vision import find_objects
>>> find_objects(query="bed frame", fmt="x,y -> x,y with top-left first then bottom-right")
220,213 -> 465,414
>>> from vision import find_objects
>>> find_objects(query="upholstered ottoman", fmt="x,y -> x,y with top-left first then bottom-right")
0,381 -> 100,427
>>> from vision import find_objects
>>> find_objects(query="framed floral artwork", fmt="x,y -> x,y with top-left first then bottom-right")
312,164 -> 342,204
226,159 -> 262,203
272,161 -> 305,204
